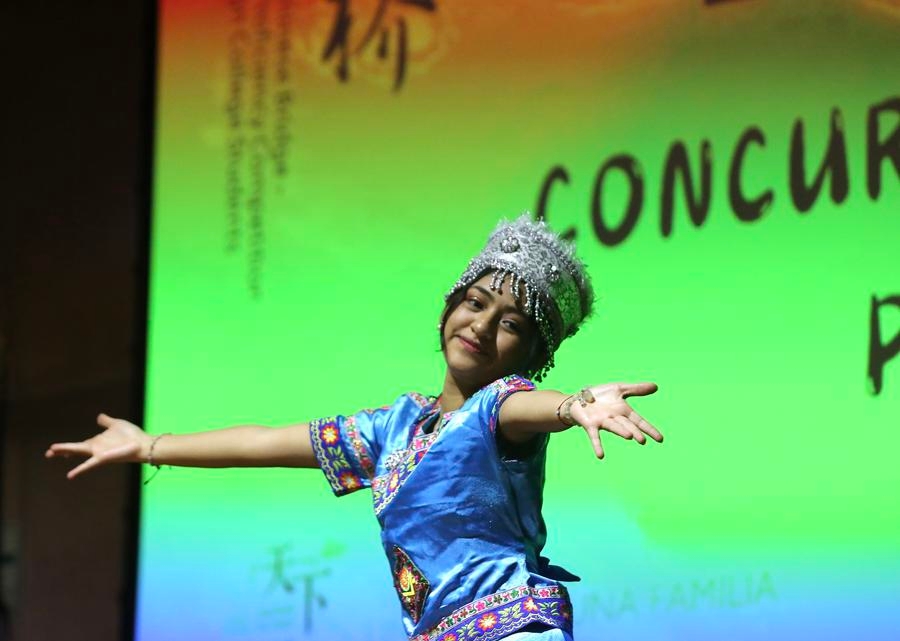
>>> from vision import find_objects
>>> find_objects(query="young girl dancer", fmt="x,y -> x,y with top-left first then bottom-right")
47,216 -> 663,641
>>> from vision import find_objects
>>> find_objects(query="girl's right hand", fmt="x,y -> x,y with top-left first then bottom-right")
45,413 -> 151,479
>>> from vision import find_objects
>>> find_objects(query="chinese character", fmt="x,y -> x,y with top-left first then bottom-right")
322,0 -> 437,91
254,542 -> 343,632
262,543 -> 298,593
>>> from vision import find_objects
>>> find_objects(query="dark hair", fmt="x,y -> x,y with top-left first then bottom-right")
439,272 -> 550,381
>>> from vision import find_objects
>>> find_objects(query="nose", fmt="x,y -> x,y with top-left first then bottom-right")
471,314 -> 494,340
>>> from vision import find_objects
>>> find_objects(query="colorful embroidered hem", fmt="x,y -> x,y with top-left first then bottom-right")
309,417 -> 373,496
411,585 -> 572,641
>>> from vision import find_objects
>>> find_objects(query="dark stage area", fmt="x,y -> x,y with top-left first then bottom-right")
2,2 -> 154,639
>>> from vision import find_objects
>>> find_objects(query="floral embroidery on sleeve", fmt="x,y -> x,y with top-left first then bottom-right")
309,417 -> 374,496
343,415 -> 376,479
487,375 -> 536,434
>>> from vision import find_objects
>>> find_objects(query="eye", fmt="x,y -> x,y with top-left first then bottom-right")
501,318 -> 521,333
466,296 -> 484,310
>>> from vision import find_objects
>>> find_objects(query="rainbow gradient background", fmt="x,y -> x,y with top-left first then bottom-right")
138,1 -> 900,639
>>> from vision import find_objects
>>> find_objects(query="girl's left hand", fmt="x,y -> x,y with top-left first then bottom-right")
567,382 -> 663,459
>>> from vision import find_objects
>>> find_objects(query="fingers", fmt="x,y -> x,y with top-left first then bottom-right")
613,416 -> 646,444
97,413 -> 115,429
597,413 -> 662,446
599,416 -> 633,440
586,411 -> 662,459
631,410 -> 663,443
48,413 -> 132,479
620,382 -> 658,398
46,442 -> 93,458
55,443 -> 135,479
582,426 -> 605,459
67,456 -> 100,480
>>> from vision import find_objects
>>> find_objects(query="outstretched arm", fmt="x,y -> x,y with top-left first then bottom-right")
46,413 -> 319,480
497,382 -> 663,459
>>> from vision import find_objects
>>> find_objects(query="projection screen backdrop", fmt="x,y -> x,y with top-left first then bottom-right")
138,2 -> 900,639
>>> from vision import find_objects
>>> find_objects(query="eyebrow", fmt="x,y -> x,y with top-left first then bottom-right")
471,285 -> 524,316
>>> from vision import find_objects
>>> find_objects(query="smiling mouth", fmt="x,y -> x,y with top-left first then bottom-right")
456,336 -> 485,354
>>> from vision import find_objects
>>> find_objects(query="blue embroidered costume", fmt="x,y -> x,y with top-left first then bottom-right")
309,375 -> 577,641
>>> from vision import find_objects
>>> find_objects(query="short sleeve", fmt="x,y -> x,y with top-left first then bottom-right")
309,405 -> 391,496
475,374 -> 536,434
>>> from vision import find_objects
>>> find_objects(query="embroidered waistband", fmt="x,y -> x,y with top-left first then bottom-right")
411,584 -> 572,641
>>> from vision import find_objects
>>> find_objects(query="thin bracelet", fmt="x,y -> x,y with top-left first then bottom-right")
147,433 -> 170,467
144,433 -> 171,485
555,395 -> 576,427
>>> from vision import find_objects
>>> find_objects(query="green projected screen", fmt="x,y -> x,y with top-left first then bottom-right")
138,1 -> 900,639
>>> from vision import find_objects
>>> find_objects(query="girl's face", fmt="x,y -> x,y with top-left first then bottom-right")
442,272 -> 537,388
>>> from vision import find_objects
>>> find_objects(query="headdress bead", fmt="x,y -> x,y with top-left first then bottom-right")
444,214 -> 594,380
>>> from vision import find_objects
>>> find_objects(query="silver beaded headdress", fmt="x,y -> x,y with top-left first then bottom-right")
445,214 -> 594,381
